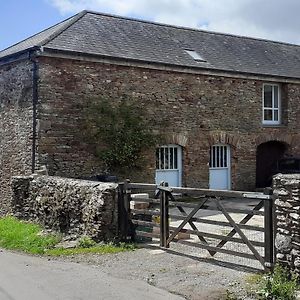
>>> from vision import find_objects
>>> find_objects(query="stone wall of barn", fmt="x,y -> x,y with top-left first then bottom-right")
274,174 -> 300,274
36,56 -> 300,191
11,175 -> 118,241
0,60 -> 34,215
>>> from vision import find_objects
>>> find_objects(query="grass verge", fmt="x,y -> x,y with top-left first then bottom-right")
0,216 -> 134,256
0,216 -> 59,254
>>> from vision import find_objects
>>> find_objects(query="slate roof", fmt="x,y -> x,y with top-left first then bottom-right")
1,10 -> 300,79
0,14 -> 79,59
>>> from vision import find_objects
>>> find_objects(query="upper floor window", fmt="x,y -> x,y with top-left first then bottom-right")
263,84 -> 281,125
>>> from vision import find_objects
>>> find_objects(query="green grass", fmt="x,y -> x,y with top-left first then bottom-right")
0,216 -> 60,254
0,216 -> 135,256
45,242 -> 135,256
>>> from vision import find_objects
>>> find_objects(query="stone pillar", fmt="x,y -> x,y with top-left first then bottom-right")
273,174 -> 300,273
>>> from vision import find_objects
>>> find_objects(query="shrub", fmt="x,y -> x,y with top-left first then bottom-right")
257,265 -> 298,300
84,97 -> 157,174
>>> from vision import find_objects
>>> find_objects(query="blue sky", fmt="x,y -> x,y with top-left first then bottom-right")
0,1 -> 72,50
1,0 -> 299,51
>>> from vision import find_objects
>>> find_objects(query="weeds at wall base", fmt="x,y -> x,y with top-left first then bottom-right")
246,265 -> 299,300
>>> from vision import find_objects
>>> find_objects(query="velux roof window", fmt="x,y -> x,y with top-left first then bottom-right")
185,49 -> 205,62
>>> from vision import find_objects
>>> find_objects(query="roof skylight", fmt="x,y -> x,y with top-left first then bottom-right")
185,49 -> 205,62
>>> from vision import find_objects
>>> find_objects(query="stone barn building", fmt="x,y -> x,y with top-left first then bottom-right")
0,10 -> 299,214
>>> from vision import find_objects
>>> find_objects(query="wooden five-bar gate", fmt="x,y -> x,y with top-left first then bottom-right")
118,181 -> 275,271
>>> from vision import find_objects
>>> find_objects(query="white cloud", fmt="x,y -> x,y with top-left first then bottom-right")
47,0 -> 300,44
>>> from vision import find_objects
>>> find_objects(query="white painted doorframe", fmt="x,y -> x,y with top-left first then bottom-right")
155,145 -> 182,187
209,144 -> 231,190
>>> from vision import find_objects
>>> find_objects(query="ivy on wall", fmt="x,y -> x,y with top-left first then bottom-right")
84,97 -> 157,174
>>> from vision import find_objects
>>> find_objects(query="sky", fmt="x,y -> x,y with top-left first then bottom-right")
1,0 -> 300,51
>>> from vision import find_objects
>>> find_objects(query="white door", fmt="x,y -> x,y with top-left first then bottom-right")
209,144 -> 231,190
155,145 -> 182,187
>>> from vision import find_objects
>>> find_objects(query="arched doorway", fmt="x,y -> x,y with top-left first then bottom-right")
256,141 -> 287,188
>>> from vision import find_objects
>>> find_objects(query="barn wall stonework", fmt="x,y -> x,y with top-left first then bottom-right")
0,60 -> 34,215
0,55 -> 299,215
36,56 -> 300,191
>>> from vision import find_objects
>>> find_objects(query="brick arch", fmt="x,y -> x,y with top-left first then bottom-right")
255,133 -> 293,147
207,131 -> 239,148
163,132 -> 188,147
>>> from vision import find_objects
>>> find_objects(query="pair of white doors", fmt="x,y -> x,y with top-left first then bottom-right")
155,144 -> 231,190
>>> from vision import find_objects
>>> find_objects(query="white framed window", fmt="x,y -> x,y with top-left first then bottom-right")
262,84 -> 281,125
156,145 -> 179,170
209,145 -> 229,169
155,145 -> 182,187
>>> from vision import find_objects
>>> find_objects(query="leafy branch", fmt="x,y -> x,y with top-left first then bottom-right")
84,97 -> 157,173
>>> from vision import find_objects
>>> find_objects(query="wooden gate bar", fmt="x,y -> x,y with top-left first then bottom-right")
215,198 -> 265,267
211,200 -> 264,256
160,182 -> 169,248
167,190 -> 212,251
170,196 -> 214,255
128,183 -> 158,189
172,203 -> 264,215
166,199 -> 207,245
131,209 -> 160,216
168,226 -> 264,247
129,198 -> 160,204
132,219 -> 160,228
164,186 -> 270,199
136,230 -> 160,239
168,214 -> 265,232
264,197 -> 274,271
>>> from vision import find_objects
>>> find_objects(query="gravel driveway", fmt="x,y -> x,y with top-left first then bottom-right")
53,200 -> 264,299
55,241 -> 259,300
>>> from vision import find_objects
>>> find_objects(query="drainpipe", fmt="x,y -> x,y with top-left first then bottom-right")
29,50 -> 38,173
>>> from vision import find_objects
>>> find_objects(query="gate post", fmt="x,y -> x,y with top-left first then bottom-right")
264,187 -> 274,271
118,180 -> 132,241
160,182 -> 170,248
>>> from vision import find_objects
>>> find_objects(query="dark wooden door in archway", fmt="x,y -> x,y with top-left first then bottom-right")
256,141 -> 287,188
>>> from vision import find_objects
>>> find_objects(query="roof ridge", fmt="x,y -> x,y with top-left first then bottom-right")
84,10 -> 300,48
38,10 -> 88,47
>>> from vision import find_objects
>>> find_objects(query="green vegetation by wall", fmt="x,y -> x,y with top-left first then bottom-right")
84,97 -> 158,174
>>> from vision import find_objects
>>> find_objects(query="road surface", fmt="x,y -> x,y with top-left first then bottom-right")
0,249 -> 183,300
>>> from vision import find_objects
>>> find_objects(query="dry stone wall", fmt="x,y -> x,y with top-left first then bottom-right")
274,174 -> 300,274
0,60 -> 34,215
11,175 -> 118,241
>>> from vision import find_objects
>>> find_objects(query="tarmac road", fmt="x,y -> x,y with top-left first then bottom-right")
0,249 -> 184,300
